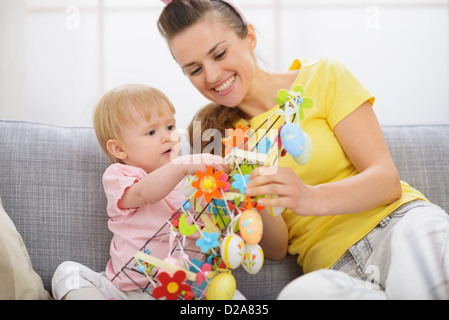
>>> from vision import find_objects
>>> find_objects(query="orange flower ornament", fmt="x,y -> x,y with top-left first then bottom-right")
192,167 -> 228,203
222,123 -> 250,156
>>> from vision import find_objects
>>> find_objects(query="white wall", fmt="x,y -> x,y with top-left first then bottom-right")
0,0 -> 26,120
277,0 -> 449,126
1,0 -> 448,128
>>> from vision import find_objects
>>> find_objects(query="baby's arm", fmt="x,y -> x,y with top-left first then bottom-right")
118,154 -> 229,210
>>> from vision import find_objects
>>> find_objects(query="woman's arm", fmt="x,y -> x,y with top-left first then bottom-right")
246,102 -> 402,216
119,154 -> 229,209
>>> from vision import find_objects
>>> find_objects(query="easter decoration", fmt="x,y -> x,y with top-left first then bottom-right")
110,85 -> 313,300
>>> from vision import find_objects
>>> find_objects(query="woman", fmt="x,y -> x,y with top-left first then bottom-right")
157,0 -> 449,299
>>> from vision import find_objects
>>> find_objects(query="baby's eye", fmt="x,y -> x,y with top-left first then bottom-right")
167,125 -> 175,131
146,130 -> 156,136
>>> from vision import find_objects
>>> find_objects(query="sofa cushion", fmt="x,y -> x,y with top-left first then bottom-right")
0,120 -> 113,294
1,120 -> 448,300
382,125 -> 449,213
0,196 -> 51,299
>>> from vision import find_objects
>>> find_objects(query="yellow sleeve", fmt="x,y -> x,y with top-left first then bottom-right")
321,58 -> 375,129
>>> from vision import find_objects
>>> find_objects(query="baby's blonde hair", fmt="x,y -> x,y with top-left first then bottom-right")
93,84 -> 176,164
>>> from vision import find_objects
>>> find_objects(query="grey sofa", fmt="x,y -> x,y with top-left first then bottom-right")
0,119 -> 448,300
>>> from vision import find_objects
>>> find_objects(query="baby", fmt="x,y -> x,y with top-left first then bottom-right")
51,84 -> 228,300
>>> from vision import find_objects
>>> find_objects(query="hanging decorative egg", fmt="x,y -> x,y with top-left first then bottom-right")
205,272 -> 236,300
238,210 -> 263,245
220,234 -> 245,269
292,132 -> 313,165
280,123 -> 305,157
242,244 -> 264,275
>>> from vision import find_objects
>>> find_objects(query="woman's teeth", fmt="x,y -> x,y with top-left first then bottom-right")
214,75 -> 236,93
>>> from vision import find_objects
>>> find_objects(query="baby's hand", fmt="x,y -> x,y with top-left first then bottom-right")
173,154 -> 230,176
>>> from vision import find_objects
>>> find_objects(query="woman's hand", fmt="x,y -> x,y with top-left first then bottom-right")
246,166 -> 322,216
247,102 -> 402,217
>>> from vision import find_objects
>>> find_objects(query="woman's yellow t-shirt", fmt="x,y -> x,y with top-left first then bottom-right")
243,58 -> 427,273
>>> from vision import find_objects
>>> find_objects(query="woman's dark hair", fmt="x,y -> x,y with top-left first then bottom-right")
157,0 -> 248,42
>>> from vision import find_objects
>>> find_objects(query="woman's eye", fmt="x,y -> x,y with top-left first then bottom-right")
215,49 -> 227,60
189,67 -> 202,76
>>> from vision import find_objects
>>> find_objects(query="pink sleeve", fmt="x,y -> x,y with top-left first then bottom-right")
102,163 -> 147,218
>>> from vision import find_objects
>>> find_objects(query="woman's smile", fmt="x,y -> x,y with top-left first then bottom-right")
213,74 -> 236,96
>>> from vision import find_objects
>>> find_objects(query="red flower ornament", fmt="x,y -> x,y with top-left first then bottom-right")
152,270 -> 192,300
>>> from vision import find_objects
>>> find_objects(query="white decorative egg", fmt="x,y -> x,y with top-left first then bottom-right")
220,234 -> 245,269
242,244 -> 264,275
